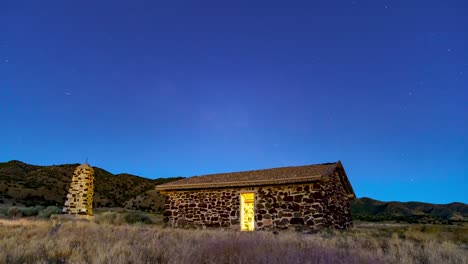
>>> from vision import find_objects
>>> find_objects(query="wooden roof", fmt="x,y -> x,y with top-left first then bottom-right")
156,161 -> 355,198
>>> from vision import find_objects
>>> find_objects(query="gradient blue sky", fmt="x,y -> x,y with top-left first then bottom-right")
2,1 -> 467,203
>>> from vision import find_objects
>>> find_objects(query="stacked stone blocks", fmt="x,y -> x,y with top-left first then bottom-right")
63,163 -> 95,216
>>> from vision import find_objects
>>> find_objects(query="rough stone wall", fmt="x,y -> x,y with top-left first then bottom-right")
320,171 -> 353,229
163,189 -> 242,229
163,176 -> 352,231
255,183 -> 324,231
63,164 -> 95,215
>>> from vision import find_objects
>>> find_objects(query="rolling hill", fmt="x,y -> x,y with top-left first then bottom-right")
0,160 -> 181,212
351,197 -> 468,223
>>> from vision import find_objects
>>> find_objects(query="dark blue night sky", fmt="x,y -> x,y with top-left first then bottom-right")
2,1 -> 467,203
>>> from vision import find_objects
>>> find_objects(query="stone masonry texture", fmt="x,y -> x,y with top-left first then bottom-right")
162,170 -> 352,231
63,163 -> 95,215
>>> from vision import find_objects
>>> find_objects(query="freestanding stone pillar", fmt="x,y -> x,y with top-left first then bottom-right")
63,163 -> 95,215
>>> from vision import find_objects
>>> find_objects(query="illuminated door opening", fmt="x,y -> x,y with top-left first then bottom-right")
240,193 -> 255,231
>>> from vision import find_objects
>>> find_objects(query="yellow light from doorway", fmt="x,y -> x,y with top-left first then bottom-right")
240,193 -> 255,231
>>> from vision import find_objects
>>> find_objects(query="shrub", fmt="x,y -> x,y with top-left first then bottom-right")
0,207 -> 8,216
20,207 -> 39,217
7,207 -> 22,218
124,211 -> 152,224
94,211 -> 152,225
38,206 -> 62,219
94,212 -> 126,225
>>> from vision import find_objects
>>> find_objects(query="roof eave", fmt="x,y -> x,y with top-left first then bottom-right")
155,174 -> 323,191
335,160 -> 357,199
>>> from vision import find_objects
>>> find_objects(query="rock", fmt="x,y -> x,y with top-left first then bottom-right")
163,211 -> 172,216
263,219 -> 273,226
294,195 -> 303,203
290,218 -> 304,225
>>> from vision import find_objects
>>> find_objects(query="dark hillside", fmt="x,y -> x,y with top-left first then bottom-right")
351,197 -> 468,223
0,160 -> 181,211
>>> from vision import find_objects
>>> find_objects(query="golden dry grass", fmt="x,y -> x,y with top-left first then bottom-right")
0,218 -> 467,264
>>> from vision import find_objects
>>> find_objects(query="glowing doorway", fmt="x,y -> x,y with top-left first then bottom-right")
240,193 -> 255,231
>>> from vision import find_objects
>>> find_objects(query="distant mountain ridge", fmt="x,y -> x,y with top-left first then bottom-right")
0,160 -> 182,211
351,197 -> 468,223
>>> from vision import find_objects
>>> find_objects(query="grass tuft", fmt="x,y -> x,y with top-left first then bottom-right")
0,219 -> 466,264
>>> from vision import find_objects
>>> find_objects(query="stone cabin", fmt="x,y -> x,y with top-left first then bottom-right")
156,161 -> 355,231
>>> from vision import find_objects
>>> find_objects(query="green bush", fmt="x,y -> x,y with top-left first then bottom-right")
94,211 -> 152,225
94,212 -> 125,225
20,207 -> 38,217
124,211 -> 152,224
0,207 -> 8,216
7,207 -> 22,218
38,206 -> 62,219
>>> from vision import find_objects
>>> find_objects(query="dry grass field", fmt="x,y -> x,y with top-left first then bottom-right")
0,216 -> 467,264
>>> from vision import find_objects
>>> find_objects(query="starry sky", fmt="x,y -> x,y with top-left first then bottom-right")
2,1 -> 467,203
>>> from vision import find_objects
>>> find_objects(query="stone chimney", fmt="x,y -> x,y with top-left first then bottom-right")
63,163 -> 95,215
